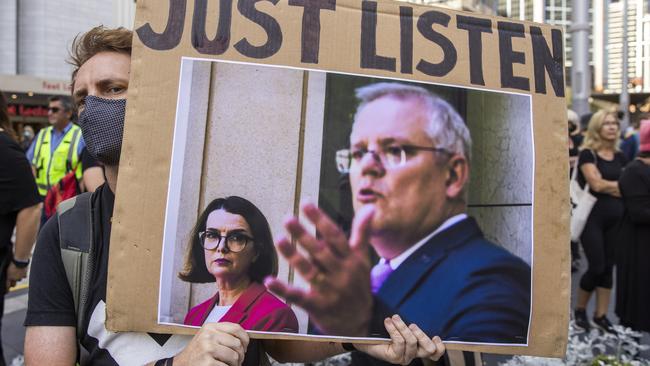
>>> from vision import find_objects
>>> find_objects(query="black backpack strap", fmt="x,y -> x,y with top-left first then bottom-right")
57,192 -> 95,340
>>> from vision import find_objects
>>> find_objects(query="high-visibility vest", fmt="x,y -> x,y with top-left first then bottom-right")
31,124 -> 83,196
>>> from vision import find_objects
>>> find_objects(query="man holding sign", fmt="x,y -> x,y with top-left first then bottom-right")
266,83 -> 531,352
23,27 -> 445,366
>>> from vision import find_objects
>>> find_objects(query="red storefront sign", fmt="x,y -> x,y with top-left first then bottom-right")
7,104 -> 49,118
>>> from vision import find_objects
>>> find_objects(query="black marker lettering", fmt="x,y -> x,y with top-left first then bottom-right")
456,15 -> 492,86
234,0 -> 283,58
530,26 -> 565,97
289,0 -> 336,64
416,10 -> 456,77
360,1 -> 396,71
191,0 -> 233,55
497,21 -> 530,91
400,6 -> 413,74
136,0 -> 186,50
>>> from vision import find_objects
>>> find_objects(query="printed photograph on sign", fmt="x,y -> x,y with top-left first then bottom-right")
158,58 -> 534,345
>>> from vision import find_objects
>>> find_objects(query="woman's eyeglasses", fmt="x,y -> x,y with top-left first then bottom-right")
198,230 -> 254,252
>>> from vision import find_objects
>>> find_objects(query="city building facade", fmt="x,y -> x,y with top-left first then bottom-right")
0,0 -> 135,135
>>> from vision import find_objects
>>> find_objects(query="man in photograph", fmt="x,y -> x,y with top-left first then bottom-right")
267,82 -> 531,349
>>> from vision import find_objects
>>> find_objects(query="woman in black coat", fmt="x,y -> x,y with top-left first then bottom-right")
616,120 -> 650,332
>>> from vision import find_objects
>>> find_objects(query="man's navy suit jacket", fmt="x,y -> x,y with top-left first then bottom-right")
368,217 -> 531,344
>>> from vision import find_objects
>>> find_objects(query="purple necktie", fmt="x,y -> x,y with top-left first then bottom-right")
371,260 -> 394,293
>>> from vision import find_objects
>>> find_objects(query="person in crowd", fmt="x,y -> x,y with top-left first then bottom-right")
0,91 -> 41,366
266,82 -> 532,356
568,109 -> 581,173
20,125 -> 35,152
27,96 -> 85,194
24,26 -> 446,366
573,110 -> 627,333
620,117 -> 641,162
180,196 -> 298,332
568,109 -> 582,273
26,95 -> 85,226
616,120 -> 650,333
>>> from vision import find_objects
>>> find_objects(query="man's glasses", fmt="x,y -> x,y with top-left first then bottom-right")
335,145 -> 450,174
48,107 -> 61,113
198,230 -> 254,252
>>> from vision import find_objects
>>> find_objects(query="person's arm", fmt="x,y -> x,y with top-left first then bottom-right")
26,134 -> 37,177
146,322 -> 249,366
264,315 -> 445,364
25,326 -> 77,366
581,163 -> 621,196
82,166 -> 105,192
6,202 -> 41,289
619,167 -> 650,223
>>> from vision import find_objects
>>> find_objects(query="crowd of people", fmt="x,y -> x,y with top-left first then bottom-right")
568,109 -> 650,336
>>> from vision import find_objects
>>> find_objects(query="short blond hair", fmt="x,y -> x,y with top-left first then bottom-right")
580,110 -> 620,152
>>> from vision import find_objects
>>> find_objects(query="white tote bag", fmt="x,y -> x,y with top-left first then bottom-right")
570,151 -> 597,242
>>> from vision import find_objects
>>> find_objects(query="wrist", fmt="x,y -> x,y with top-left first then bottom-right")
11,257 -> 30,268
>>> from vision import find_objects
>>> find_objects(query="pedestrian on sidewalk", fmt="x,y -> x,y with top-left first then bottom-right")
0,91 -> 41,366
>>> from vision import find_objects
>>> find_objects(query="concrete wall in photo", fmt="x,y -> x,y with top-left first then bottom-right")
160,61 -> 326,332
466,91 -> 533,265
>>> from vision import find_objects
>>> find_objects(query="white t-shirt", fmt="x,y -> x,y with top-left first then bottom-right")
205,305 -> 233,323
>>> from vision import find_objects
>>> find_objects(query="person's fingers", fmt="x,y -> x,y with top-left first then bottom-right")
409,324 -> 437,358
302,202 -> 350,257
431,336 -> 445,361
285,218 -> 341,273
276,237 -> 319,281
349,205 -> 374,255
383,317 -> 405,359
210,322 -> 249,349
264,278 -> 318,313
207,343 -> 242,366
392,315 -> 417,364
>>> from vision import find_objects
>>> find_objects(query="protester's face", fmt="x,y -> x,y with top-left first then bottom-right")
349,96 -> 449,247
47,100 -> 69,127
599,115 -> 620,142
203,209 -> 257,283
72,51 -> 130,113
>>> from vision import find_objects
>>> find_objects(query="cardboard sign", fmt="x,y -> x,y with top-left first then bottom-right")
107,0 -> 569,357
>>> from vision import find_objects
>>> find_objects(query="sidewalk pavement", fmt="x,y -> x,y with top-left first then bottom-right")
3,286 -> 27,366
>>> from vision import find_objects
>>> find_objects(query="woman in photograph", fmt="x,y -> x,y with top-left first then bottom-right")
574,110 -> 627,333
179,196 -> 298,332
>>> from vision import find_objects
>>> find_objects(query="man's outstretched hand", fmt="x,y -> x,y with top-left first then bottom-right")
265,203 -> 375,336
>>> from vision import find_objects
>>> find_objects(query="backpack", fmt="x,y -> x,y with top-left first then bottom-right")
57,192 -> 95,339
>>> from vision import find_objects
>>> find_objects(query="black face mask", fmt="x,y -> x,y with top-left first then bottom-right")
79,96 -> 126,166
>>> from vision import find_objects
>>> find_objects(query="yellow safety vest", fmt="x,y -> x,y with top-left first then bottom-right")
31,124 -> 83,196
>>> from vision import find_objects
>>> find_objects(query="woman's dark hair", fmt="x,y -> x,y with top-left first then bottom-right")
0,92 -> 17,142
179,196 -> 278,283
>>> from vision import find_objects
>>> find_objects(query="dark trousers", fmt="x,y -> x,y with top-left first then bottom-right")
579,198 -> 622,291
0,246 -> 10,366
